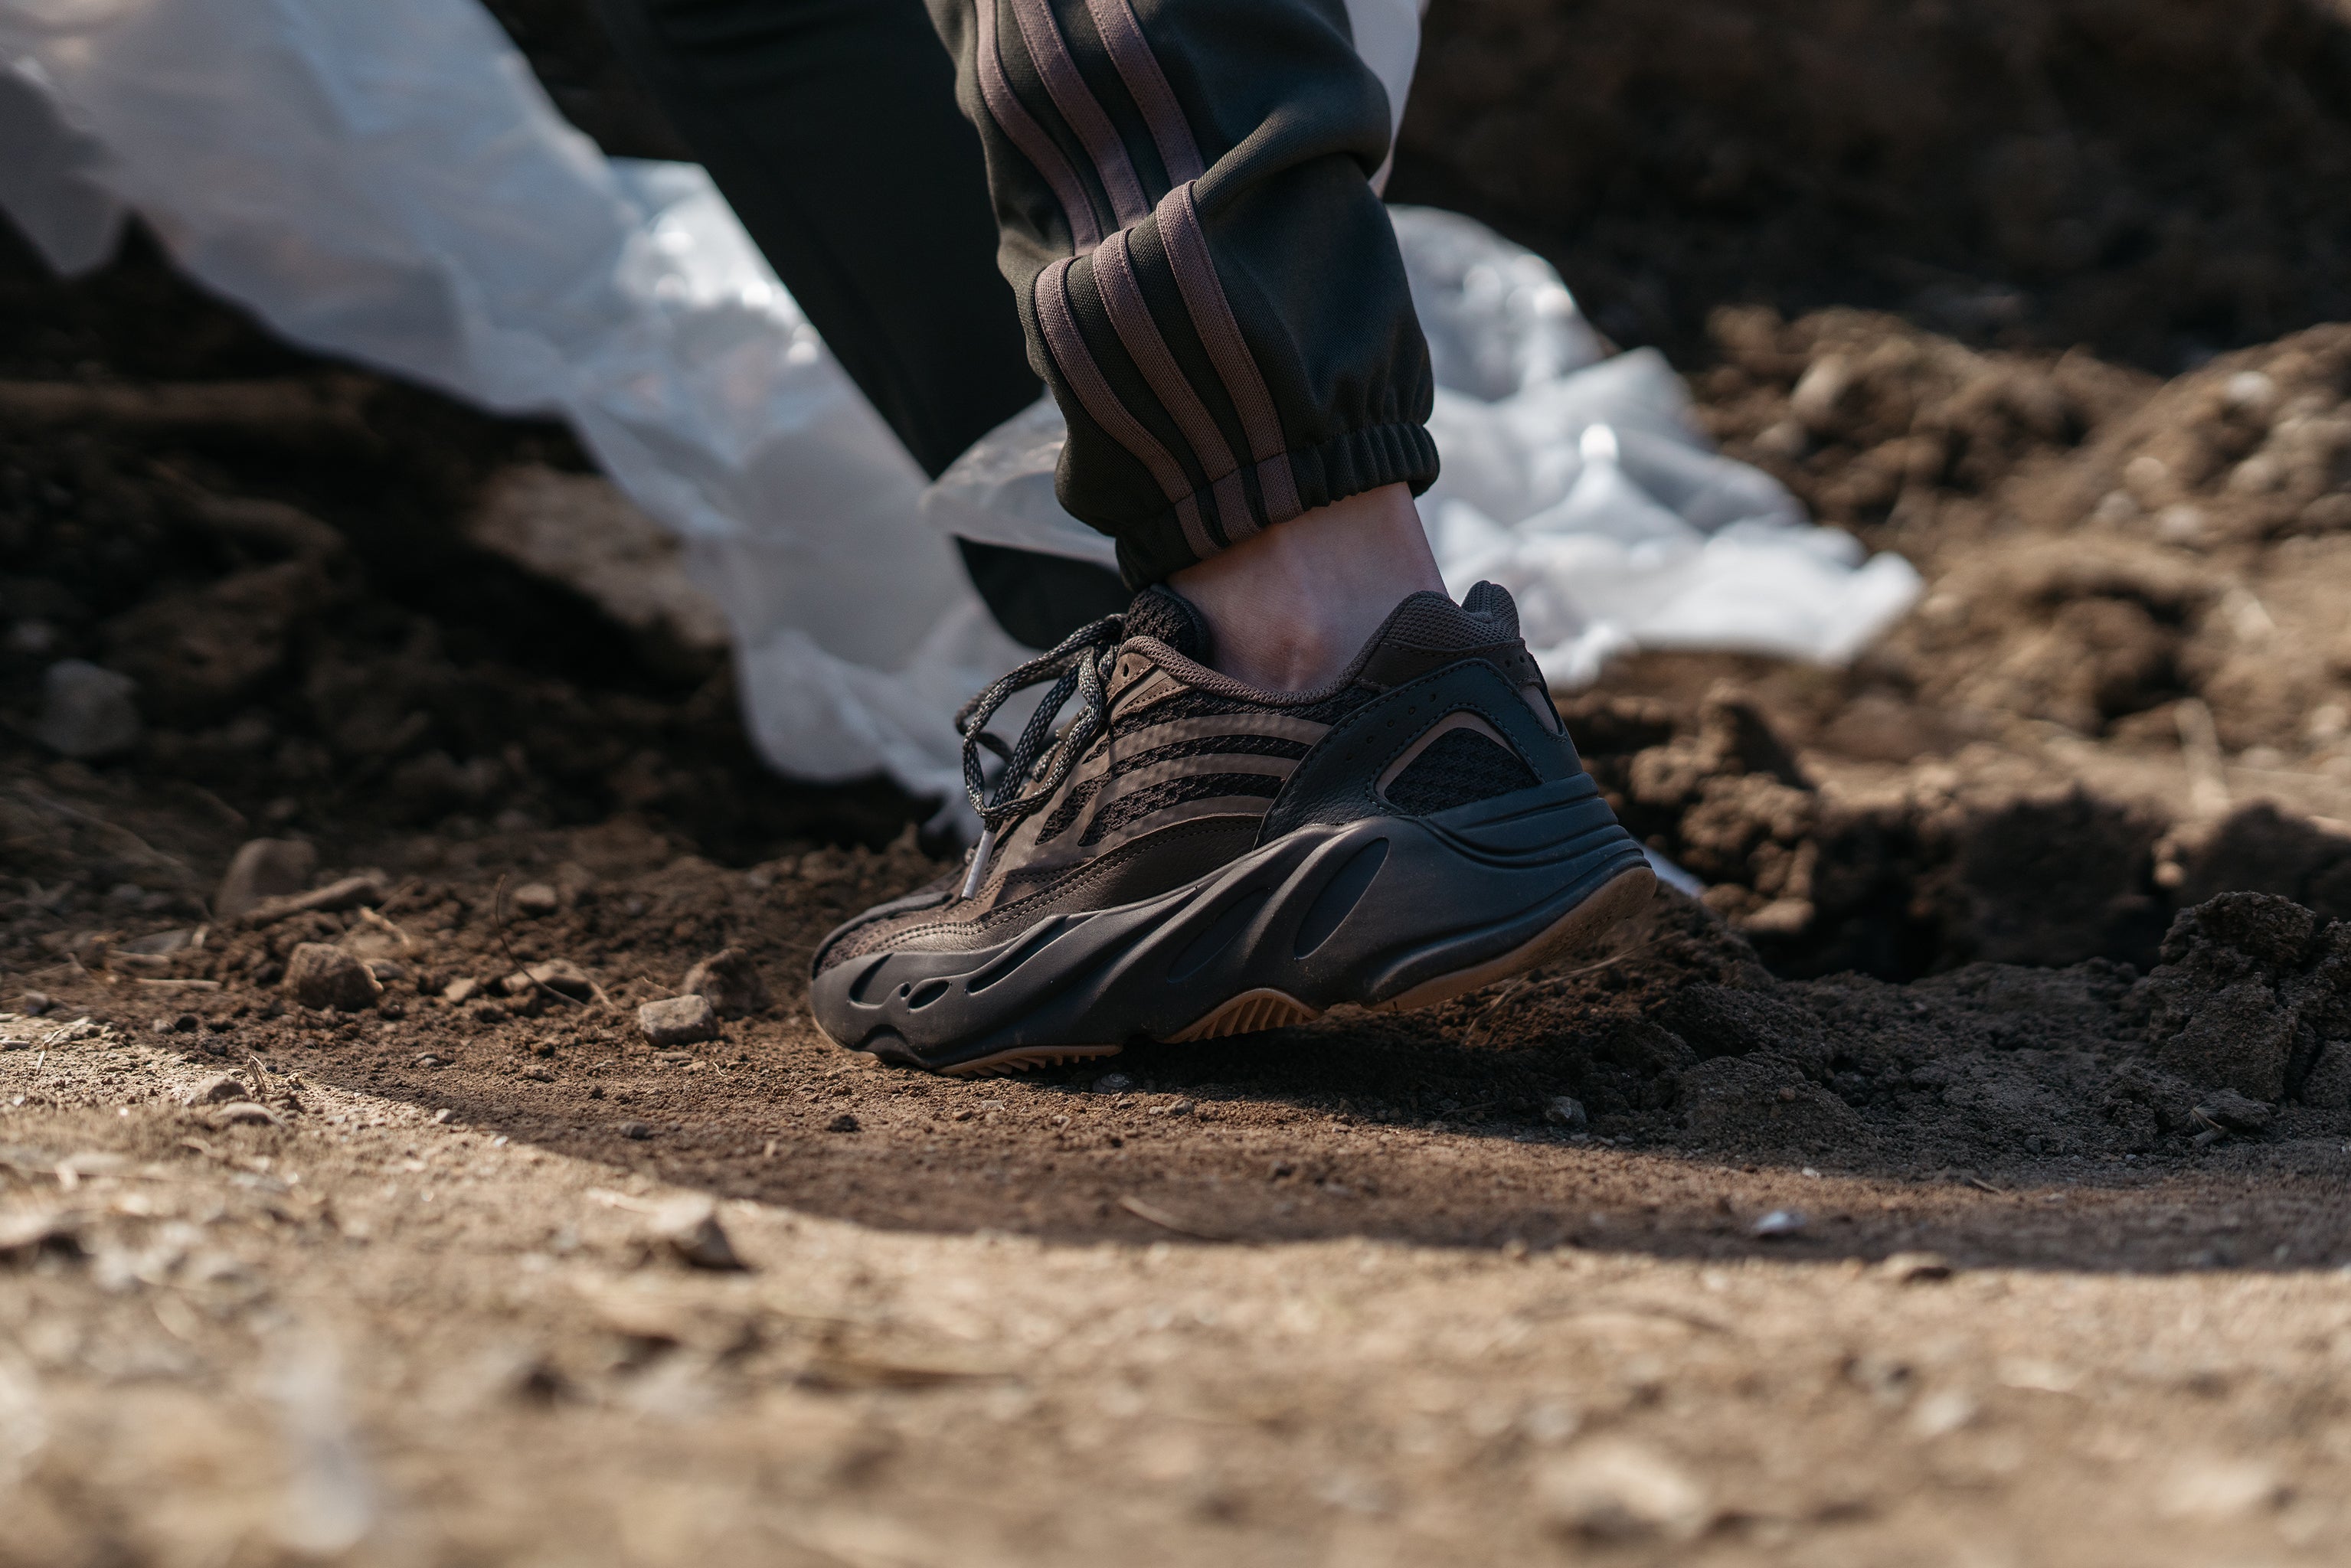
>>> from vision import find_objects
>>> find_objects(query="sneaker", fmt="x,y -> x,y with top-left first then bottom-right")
808,582 -> 1654,1075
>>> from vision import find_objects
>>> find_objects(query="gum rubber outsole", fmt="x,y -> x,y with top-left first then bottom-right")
910,863 -> 1656,1079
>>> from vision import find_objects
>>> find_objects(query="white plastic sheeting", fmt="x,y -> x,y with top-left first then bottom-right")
0,0 -> 1915,814
932,206 -> 1923,688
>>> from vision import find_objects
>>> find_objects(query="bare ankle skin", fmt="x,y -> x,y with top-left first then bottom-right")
1166,483 -> 1446,692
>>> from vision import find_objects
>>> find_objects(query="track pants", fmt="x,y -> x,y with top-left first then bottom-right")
587,0 -> 1436,642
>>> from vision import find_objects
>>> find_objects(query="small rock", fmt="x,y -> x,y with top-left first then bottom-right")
826,1112 -> 861,1134
2192,1089 -> 2274,1138
1878,1250 -> 1954,1283
682,947 -> 772,1019
1093,1072 -> 1134,1094
509,881 -> 561,916
212,838 -> 316,923
1535,1440 -> 1714,1542
442,977 -> 479,1004
413,1053 -> 447,1068
617,1119 -> 653,1140
34,659 -> 139,760
282,942 -> 384,1012
1544,1095 -> 1589,1132
208,1101 -> 286,1129
364,959 -> 407,984
638,993 -> 718,1047
185,1073 -> 249,1105
520,1065 -> 554,1083
1150,1098 -> 1195,1117
19,992 -> 51,1017
650,1195 -> 746,1270
1750,1208 -> 1808,1238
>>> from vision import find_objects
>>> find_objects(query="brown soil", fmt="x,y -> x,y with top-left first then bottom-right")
9,7 -> 2351,1564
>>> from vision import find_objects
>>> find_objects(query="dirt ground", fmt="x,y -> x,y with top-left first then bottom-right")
8,4 -> 2351,1564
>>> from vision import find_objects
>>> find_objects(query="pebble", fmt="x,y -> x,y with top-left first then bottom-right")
682,947 -> 772,1018
617,1120 -> 653,1140
212,838 -> 316,923
18,992 -> 51,1017
282,942 -> 384,1012
1093,1072 -> 1135,1094
1878,1250 -> 1954,1283
442,977 -> 479,1004
34,659 -> 139,760
508,881 -> 561,916
1750,1208 -> 1808,1238
649,1195 -> 746,1271
1544,1095 -> 1589,1132
826,1112 -> 861,1134
1535,1440 -> 1714,1542
637,993 -> 718,1047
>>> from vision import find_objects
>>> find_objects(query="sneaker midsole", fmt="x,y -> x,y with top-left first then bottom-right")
810,773 -> 1648,1066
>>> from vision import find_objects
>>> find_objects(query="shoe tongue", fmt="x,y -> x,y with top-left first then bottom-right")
1123,585 -> 1212,663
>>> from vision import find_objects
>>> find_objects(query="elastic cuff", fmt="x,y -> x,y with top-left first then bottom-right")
1111,420 -> 1441,588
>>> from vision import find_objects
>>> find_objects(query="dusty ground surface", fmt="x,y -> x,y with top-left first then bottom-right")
8,4 -> 2351,1563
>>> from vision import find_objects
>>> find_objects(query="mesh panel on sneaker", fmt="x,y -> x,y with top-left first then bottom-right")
1078,772 -> 1284,846
1110,684 -> 1370,740
1382,728 -> 1538,815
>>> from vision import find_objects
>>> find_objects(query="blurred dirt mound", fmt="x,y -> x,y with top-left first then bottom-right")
1397,0 -> 2351,368
0,227 -> 928,861
1362,887 -> 2351,1168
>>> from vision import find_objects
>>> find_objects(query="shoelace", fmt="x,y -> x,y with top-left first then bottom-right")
954,612 -> 1123,898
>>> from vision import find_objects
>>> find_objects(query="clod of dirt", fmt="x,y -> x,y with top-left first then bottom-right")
1535,1441 -> 1714,1544
213,837 -> 318,922
1679,1056 -> 1872,1158
207,1101 -> 285,1129
282,942 -> 383,1012
682,947 -> 771,1019
502,959 -> 597,1004
2126,892 -> 2351,1102
184,1073 -> 247,1106
649,1194 -> 746,1272
2192,1089 -> 2276,1138
638,994 -> 716,1047
2304,1043 -> 2351,1111
34,659 -> 139,760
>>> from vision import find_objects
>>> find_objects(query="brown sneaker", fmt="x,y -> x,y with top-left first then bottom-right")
808,582 -> 1653,1074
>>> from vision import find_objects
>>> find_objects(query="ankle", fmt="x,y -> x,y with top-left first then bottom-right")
1168,484 -> 1446,691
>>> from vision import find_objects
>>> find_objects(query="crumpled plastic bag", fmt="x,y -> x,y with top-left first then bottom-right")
931,205 -> 1922,688
0,0 -> 1914,820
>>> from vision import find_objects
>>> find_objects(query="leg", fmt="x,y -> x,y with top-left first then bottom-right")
585,0 -> 1126,646
924,0 -> 1444,687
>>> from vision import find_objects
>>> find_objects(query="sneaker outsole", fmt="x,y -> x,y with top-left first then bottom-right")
815,774 -> 1656,1076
